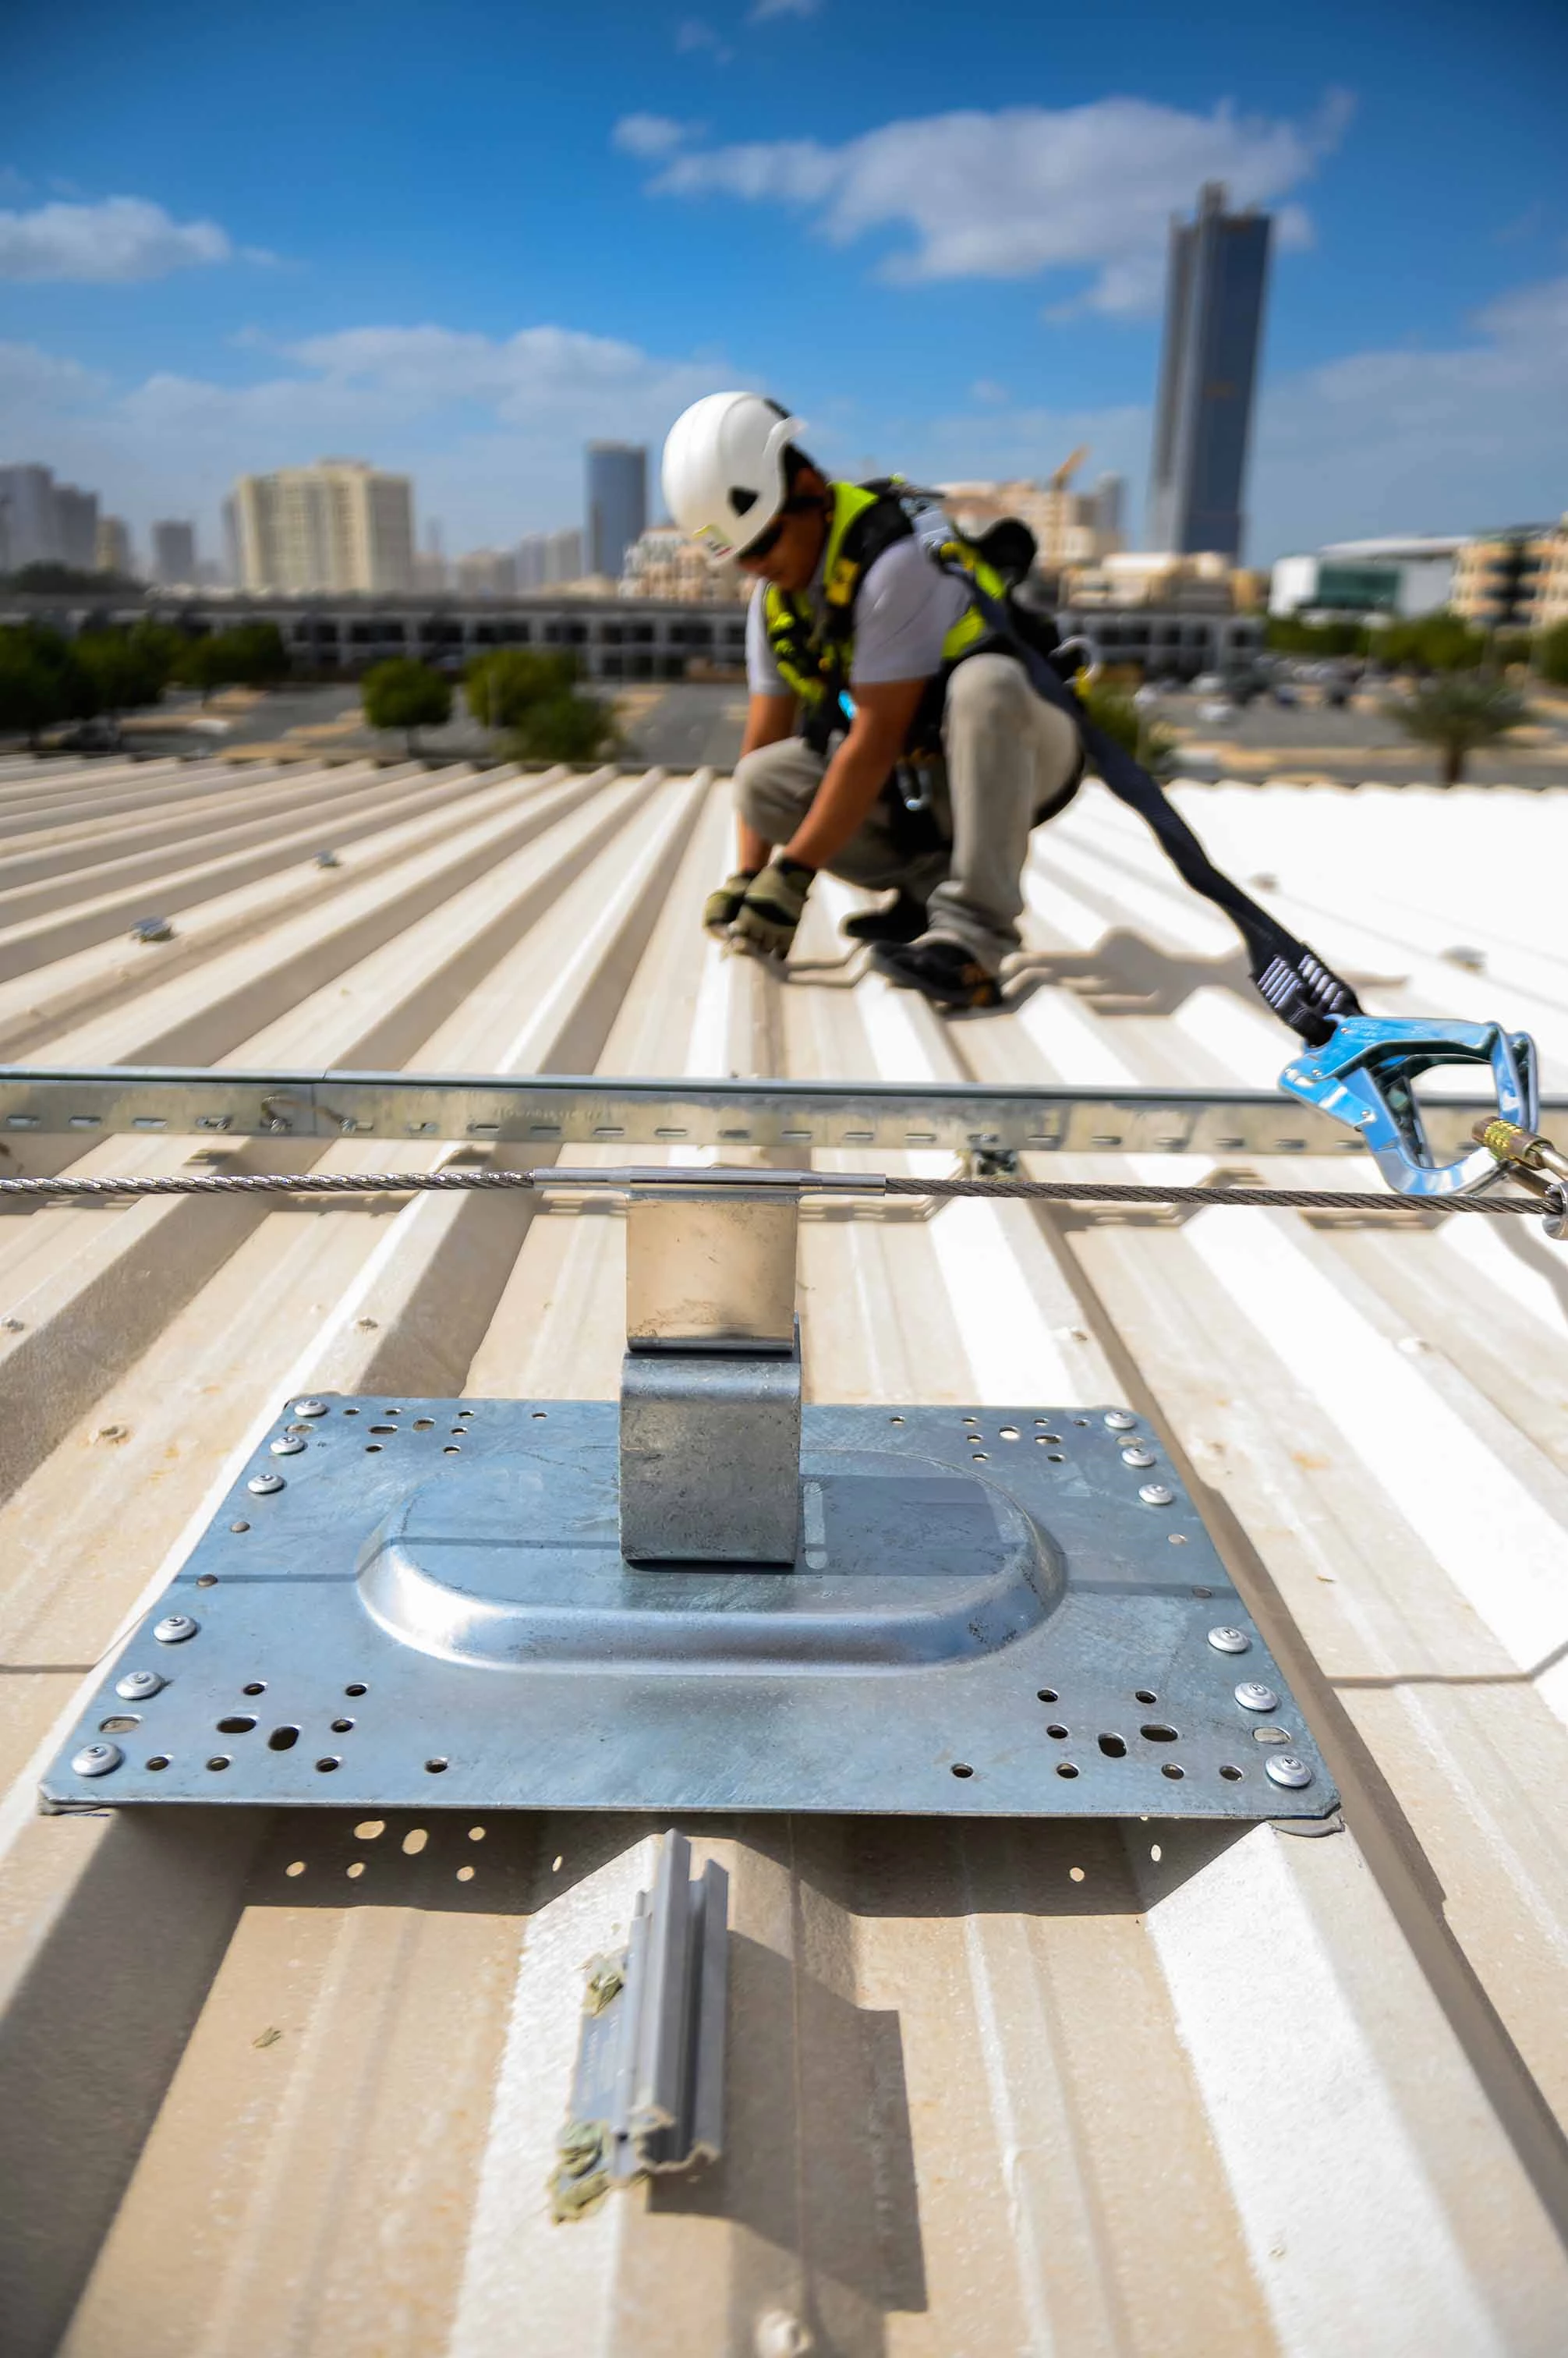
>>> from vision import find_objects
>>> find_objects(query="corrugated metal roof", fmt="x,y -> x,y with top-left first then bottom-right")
2,755 -> 1566,2356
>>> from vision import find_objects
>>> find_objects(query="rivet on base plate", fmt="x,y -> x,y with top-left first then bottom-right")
73,1741 -> 123,1777
115,1669 -> 165,1700
1208,1625 -> 1251,1654
1265,1754 -> 1313,1790
1138,1483 -> 1174,1506
1103,1410 -> 1137,1432
248,1471 -> 286,1496
154,1614 -> 199,1645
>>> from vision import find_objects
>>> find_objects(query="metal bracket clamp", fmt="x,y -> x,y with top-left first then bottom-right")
1280,1017 -> 1540,1199
550,1829 -> 728,2218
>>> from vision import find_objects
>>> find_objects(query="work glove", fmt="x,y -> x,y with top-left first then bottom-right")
703,869 -> 759,936
731,857 -> 816,959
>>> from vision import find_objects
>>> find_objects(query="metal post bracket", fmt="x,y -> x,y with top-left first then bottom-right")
41,1393 -> 1335,1823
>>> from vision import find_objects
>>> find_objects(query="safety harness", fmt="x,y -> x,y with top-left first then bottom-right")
763,480 -> 1362,1046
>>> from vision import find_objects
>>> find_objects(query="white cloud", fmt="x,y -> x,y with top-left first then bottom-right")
0,338 -> 107,404
642,92 -> 1352,311
1252,272 -> 1568,554
0,194 -> 253,283
750,0 -> 823,19
0,321 -> 738,548
612,114 -> 699,159
675,17 -> 734,62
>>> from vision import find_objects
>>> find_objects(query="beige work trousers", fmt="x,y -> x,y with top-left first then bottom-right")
733,652 -> 1082,968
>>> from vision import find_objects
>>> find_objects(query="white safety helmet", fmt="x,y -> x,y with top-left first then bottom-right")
661,391 -> 805,558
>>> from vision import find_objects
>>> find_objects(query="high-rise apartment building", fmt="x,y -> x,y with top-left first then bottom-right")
455,549 -> 519,596
0,466 -> 58,571
1094,474 -> 1126,547
96,517 -> 135,577
152,520 -> 197,585
55,486 -> 100,569
1451,522 -> 1561,632
586,443 -> 647,580
232,459 -> 416,593
1147,183 -> 1272,562
0,464 -> 103,572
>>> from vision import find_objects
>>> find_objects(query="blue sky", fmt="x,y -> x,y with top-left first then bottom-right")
2,0 -> 1565,565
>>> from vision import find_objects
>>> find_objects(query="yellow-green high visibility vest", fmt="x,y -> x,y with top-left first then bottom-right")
761,480 -> 1007,749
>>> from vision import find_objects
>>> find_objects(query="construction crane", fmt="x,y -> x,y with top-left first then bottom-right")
1048,443 -> 1090,493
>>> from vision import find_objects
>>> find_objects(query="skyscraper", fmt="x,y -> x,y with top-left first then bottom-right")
232,460 -> 415,592
1147,183 -> 1272,561
152,520 -> 197,584
586,442 -> 647,580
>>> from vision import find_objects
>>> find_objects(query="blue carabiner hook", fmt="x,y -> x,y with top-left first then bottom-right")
1279,1017 -> 1540,1199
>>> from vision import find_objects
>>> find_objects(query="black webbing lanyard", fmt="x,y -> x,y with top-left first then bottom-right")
945,569 -> 1364,1046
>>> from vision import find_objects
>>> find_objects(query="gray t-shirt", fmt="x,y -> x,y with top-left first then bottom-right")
746,535 -> 972,698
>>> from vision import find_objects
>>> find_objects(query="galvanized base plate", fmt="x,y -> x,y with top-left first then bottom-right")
42,1396 -> 1336,1818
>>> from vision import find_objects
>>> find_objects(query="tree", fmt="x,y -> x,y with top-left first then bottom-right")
1386,675 -> 1531,786
0,560 -> 140,593
362,657 -> 453,752
1078,680 -> 1178,781
510,689 -> 618,765
1537,620 -> 1568,687
465,648 -> 576,731
225,621 -> 289,687
174,622 -> 290,701
0,642 -> 73,745
73,628 -> 174,720
1266,614 -> 1370,659
0,621 -> 94,739
1378,611 -> 1486,674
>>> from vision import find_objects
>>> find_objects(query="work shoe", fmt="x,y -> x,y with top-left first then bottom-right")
840,890 -> 929,946
869,934 -> 1003,1010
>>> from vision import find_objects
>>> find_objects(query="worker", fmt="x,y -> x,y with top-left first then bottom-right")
660,391 -> 1083,1011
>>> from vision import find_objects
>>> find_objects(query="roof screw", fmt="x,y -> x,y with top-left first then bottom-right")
115,1669 -> 165,1700
269,1434 -> 306,1457
1138,1482 -> 1175,1506
247,1471 -> 286,1496
292,1398 -> 327,1418
73,1740 -> 123,1778
1234,1680 -> 1279,1712
1265,1753 -> 1314,1790
1103,1410 -> 1138,1432
1120,1445 -> 1156,1468
154,1613 -> 199,1644
1208,1624 -> 1251,1653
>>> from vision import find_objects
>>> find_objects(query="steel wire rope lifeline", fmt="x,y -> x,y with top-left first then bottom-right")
0,1166 -> 1556,1219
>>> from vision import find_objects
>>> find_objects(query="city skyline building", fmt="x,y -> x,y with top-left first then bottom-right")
152,520 -> 197,585
455,547 -> 519,597
95,516 -> 134,576
55,485 -> 100,570
232,458 -> 416,593
587,442 -> 647,581
518,526 -> 587,587
1147,182 -> 1272,562
0,463 -> 102,573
